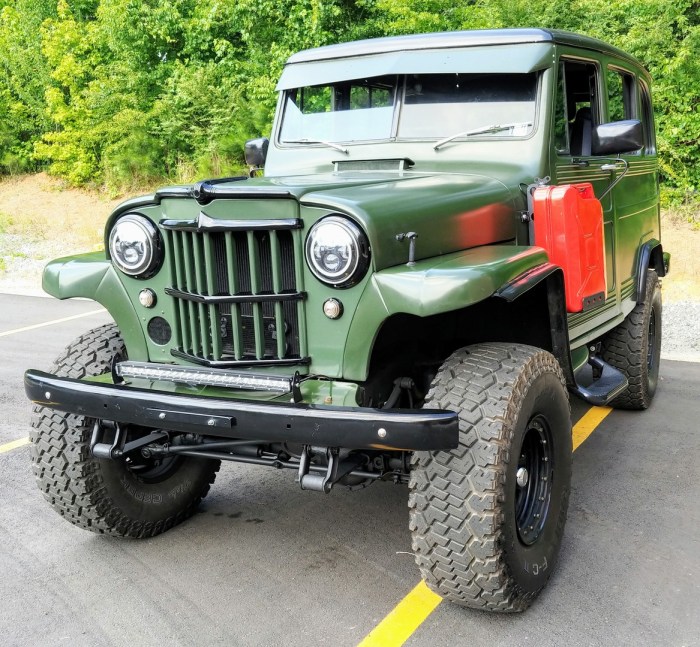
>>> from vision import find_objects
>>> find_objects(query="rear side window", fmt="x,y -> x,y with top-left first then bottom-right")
607,67 -> 636,122
640,81 -> 656,155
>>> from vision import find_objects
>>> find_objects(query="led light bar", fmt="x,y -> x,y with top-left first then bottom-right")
116,361 -> 293,393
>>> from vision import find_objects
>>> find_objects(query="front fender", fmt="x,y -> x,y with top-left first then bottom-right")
43,252 -> 148,359
343,245 -> 549,380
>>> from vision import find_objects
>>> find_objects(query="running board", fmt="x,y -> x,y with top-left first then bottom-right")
571,356 -> 628,406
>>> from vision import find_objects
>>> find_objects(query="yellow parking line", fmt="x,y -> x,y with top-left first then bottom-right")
572,406 -> 613,450
0,437 -> 30,454
357,405 -> 614,646
0,309 -> 106,337
358,581 -> 441,647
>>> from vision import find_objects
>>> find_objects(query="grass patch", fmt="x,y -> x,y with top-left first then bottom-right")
0,207 -> 51,241
663,204 -> 700,230
0,210 -> 13,233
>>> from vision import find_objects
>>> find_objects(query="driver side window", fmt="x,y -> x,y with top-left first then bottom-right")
555,59 -> 600,156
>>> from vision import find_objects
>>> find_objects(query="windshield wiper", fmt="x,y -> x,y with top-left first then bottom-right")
433,122 -> 533,151
286,138 -> 349,155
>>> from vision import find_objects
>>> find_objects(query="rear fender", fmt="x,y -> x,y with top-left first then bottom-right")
636,239 -> 667,302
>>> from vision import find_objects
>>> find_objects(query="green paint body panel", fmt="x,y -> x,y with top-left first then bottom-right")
37,29 -> 665,409
42,252 -> 149,360
343,246 -> 549,380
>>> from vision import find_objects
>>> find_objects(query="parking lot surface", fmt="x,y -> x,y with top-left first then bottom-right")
1,294 -> 699,646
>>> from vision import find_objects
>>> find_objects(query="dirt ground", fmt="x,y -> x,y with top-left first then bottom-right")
0,174 -> 123,295
0,172 -> 698,300
658,220 -> 700,301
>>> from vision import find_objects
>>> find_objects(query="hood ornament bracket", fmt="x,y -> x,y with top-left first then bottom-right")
396,232 -> 418,266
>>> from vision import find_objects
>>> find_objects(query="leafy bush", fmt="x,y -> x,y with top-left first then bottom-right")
0,0 -> 697,205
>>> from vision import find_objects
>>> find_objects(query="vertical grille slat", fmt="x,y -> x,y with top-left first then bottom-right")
279,230 -> 297,292
203,233 -> 222,359
166,231 -> 190,352
224,232 -> 243,360
181,233 -> 195,293
292,229 -> 308,360
247,231 -> 265,360
269,231 -> 287,359
165,219 -> 307,368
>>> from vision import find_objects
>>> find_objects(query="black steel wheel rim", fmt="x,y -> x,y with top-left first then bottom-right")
515,414 -> 554,546
123,432 -> 184,484
125,452 -> 184,483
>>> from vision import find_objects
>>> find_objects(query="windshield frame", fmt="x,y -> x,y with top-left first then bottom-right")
275,72 -> 542,149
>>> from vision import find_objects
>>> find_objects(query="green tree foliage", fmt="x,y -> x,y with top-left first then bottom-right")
0,0 -> 697,202
0,0 -> 56,173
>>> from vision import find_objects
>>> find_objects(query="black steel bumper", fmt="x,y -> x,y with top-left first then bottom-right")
24,370 -> 459,452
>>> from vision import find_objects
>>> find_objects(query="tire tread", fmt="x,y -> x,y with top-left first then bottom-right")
30,324 -> 219,538
601,269 -> 662,410
409,343 -> 570,612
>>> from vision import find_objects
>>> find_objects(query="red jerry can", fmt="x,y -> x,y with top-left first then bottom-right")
533,183 -> 606,313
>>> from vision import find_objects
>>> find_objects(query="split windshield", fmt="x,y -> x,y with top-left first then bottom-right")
279,73 -> 537,145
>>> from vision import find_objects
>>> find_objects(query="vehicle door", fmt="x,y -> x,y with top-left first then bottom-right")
551,55 -> 618,305
603,65 -> 660,304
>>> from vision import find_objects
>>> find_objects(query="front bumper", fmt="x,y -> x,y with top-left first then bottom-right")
25,370 -> 459,452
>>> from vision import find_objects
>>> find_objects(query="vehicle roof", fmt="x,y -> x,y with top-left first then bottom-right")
285,28 -> 645,72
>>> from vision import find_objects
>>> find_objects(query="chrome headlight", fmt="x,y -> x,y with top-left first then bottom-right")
108,214 -> 161,278
305,216 -> 370,288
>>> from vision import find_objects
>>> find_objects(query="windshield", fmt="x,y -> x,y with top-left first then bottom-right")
278,73 -> 537,145
279,75 -> 397,143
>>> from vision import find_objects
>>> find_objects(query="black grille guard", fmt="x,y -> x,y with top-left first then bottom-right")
25,370 -> 459,452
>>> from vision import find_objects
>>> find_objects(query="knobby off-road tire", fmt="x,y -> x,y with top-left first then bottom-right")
409,343 -> 572,612
601,269 -> 662,410
30,324 -> 220,537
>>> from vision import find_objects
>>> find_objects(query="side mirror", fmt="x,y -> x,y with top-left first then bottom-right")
592,119 -> 643,156
244,137 -> 269,167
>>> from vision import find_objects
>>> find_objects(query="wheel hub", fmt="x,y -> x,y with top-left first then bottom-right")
515,415 -> 554,546
516,467 -> 529,488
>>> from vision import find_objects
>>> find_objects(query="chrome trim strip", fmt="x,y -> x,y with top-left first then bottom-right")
160,214 -> 302,232
165,287 -> 305,305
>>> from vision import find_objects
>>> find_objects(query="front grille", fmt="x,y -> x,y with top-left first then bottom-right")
162,218 -> 308,368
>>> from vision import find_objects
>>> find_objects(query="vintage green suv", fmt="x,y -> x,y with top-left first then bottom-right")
26,29 -> 669,612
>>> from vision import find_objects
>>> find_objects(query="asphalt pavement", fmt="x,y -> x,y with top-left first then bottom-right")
1,294 -> 699,647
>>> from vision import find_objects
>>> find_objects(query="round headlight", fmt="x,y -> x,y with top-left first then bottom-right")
305,216 -> 370,288
108,214 -> 161,278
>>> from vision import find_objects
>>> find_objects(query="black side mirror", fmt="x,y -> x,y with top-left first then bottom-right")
592,120 -> 643,156
244,137 -> 269,167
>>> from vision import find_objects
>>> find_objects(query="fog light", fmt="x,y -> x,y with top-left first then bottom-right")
139,289 -> 156,308
323,298 -> 343,319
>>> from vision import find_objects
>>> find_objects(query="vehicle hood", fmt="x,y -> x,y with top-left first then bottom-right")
243,171 -> 517,270
115,171 -> 519,271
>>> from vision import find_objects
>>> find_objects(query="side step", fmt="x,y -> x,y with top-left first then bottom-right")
571,356 -> 628,406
